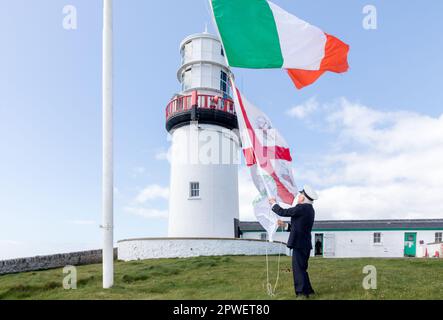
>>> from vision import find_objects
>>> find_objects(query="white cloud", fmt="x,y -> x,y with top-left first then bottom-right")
295,98 -> 443,220
135,185 -> 169,204
155,148 -> 171,162
125,184 -> 170,220
286,97 -> 319,119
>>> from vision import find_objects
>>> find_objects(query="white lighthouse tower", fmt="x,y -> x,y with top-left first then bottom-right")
166,32 -> 240,238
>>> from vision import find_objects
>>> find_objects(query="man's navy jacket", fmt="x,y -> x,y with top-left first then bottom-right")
272,203 -> 315,250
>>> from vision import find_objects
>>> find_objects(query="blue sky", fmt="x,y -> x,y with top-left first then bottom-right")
1,0 -> 442,259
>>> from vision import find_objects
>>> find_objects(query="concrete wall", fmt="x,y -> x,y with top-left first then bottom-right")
0,249 -> 117,275
118,238 -> 287,261
242,230 -> 441,258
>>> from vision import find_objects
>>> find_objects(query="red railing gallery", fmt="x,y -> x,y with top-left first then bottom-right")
166,91 -> 236,120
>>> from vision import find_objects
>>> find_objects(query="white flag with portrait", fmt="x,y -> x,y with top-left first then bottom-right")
234,88 -> 297,242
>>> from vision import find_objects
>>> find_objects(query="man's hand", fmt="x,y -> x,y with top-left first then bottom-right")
277,220 -> 286,228
269,198 -> 277,206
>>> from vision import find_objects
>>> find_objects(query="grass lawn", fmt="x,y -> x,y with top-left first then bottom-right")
0,256 -> 442,300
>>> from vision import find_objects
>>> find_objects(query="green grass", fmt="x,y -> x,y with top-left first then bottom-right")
0,256 -> 442,300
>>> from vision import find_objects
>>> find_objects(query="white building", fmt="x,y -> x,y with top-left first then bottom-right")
238,219 -> 443,258
166,32 -> 240,238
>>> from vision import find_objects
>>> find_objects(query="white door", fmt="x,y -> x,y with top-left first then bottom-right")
323,233 -> 336,258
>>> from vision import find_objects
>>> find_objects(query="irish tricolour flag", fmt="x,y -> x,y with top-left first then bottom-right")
211,0 -> 350,89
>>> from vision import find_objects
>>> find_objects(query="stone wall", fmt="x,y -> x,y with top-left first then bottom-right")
0,249 -> 117,275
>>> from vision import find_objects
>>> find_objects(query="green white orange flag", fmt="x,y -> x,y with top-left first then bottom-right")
211,0 -> 350,89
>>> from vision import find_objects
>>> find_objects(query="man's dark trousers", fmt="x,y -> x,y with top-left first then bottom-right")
292,248 -> 314,296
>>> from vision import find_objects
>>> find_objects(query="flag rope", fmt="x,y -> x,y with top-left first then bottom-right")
265,225 -> 285,297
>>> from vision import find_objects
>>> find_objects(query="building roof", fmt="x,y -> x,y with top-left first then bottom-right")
239,219 -> 443,232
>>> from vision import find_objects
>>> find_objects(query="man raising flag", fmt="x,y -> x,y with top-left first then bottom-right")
234,86 -> 321,298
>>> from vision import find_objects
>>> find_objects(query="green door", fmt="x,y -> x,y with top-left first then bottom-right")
404,233 -> 417,257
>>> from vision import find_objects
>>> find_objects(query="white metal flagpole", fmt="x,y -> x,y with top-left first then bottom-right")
102,0 -> 114,289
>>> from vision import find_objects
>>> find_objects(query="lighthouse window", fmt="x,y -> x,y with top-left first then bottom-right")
221,47 -> 225,57
189,182 -> 200,198
182,41 -> 193,64
182,68 -> 192,91
220,70 -> 228,95
436,232 -> 442,243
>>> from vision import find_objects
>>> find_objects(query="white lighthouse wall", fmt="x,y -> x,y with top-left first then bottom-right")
168,124 -> 240,238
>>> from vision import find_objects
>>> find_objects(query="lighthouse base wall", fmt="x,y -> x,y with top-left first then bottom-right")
117,238 -> 287,261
